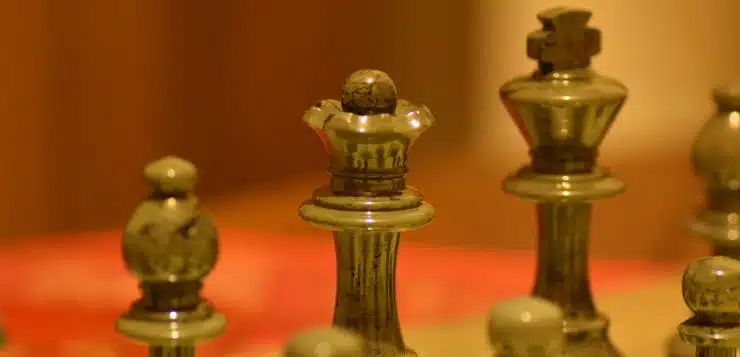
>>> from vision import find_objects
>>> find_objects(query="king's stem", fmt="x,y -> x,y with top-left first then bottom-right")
333,231 -> 407,357
532,202 -> 598,321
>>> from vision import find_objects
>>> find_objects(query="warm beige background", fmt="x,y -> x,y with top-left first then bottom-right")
1,0 -> 738,261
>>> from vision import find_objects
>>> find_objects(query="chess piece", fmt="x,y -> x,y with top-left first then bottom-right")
117,156 -> 225,357
690,83 -> 740,256
678,256 -> 740,357
283,327 -> 367,357
673,82 -> 740,355
488,297 -> 565,357
667,83 -> 740,357
499,7 -> 627,357
300,69 -> 435,357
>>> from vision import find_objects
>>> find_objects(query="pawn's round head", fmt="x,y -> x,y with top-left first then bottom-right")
683,256 -> 740,323
144,156 -> 197,195
340,69 -> 398,116
488,297 -> 564,355
283,327 -> 366,357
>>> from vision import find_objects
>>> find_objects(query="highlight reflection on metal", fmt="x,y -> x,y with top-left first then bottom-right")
117,156 -> 226,357
499,7 -> 626,357
690,83 -> 740,253
300,69 -> 435,357
678,256 -> 740,357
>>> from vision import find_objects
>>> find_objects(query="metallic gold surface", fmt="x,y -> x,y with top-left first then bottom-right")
679,256 -> 740,357
499,7 -> 626,357
300,70 -> 435,357
690,83 -> 740,248
117,156 -> 225,356
670,83 -> 740,357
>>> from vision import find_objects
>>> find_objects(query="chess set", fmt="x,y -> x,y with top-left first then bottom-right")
1,5 -> 739,357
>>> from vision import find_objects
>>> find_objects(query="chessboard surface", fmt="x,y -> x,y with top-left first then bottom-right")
0,229 -> 682,356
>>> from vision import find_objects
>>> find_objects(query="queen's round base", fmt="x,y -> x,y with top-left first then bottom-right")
299,186 -> 435,232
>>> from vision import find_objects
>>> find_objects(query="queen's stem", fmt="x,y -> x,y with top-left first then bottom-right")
333,231 -> 407,357
532,202 -> 597,320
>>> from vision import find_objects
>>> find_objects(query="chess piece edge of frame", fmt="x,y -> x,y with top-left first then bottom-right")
299,69 -> 435,357
498,6 -> 627,357
690,82 -> 740,252
679,255 -> 740,357
117,156 -> 225,356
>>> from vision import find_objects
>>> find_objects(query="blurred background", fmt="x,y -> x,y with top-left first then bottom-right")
1,0 -> 739,261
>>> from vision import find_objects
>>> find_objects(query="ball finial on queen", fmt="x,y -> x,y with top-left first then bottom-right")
283,327 -> 367,357
122,155 -> 218,283
682,256 -> 740,323
340,69 -> 398,116
488,296 -> 564,356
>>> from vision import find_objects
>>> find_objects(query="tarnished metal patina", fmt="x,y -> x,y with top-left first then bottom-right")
118,156 -> 225,357
300,69 -> 435,357
499,7 -> 627,357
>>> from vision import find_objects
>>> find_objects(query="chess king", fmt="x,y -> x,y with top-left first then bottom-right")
499,7 -> 627,357
300,69 -> 435,357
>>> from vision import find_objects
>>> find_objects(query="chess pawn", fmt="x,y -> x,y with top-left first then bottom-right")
117,156 -> 225,357
488,297 -> 565,357
283,327 -> 368,357
300,69 -> 435,357
499,7 -> 627,357
678,256 -> 740,357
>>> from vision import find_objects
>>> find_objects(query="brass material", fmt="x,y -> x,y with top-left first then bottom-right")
117,156 -> 225,357
300,69 -> 435,357
690,82 -> 740,248
669,83 -> 740,357
499,7 -> 626,357
679,256 -> 740,357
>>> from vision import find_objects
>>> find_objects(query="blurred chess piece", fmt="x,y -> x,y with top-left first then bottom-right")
678,256 -> 740,357
488,297 -> 565,357
117,156 -> 225,357
690,83 -> 740,255
667,83 -> 740,357
283,327 -> 368,357
300,69 -> 435,357
499,7 -> 626,357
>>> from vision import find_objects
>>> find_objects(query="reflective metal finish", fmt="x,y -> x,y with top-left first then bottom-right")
679,256 -> 740,357
499,7 -> 626,357
300,69 -> 435,357
117,156 -> 225,357
690,83 -> 740,248
669,83 -> 740,357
